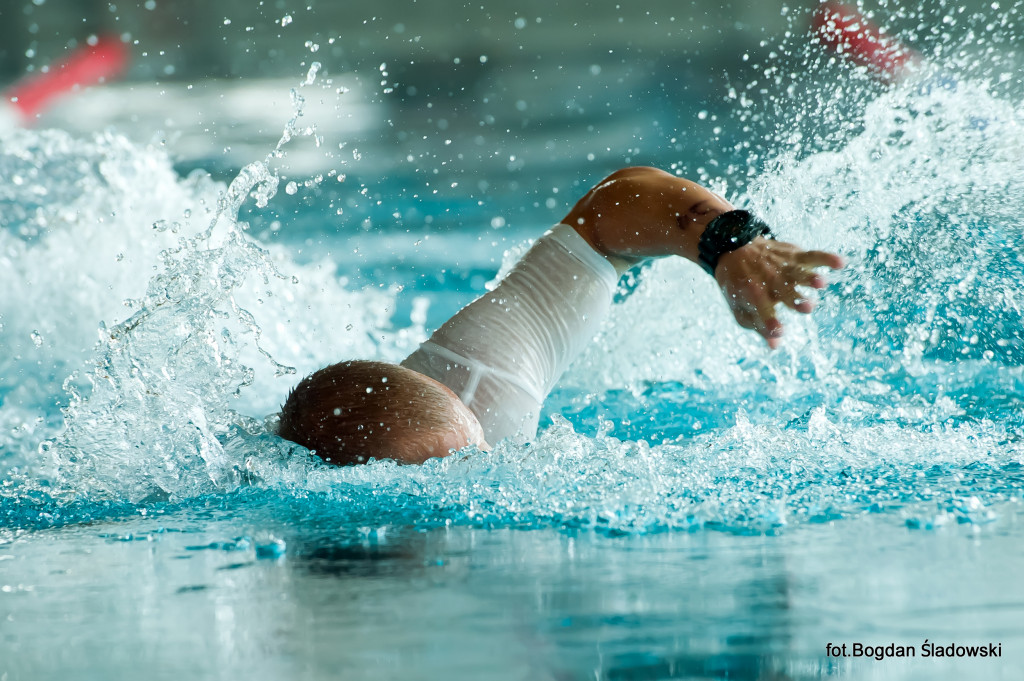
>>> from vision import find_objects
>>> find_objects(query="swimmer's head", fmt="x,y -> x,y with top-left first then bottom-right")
277,360 -> 488,465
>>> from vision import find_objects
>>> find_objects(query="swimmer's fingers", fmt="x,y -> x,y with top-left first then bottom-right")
795,250 -> 846,272
796,271 -> 828,289
731,306 -> 758,331
769,266 -> 818,313
776,249 -> 843,290
757,314 -> 784,349
727,297 -> 782,349
753,288 -> 784,348
715,238 -> 843,348
777,260 -> 825,289
733,277 -> 785,347
714,243 -> 780,347
775,284 -> 815,314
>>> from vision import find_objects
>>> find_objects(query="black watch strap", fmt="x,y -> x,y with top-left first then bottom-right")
697,209 -> 773,275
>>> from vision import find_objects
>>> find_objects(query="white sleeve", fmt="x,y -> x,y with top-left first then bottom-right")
401,224 -> 621,443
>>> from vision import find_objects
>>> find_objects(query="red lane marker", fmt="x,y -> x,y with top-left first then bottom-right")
3,35 -> 130,125
811,1 -> 921,84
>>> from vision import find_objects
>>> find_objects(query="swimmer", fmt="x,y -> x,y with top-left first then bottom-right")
277,166 -> 845,465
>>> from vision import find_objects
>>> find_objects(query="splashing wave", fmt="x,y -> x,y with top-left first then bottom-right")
2,61 -> 1023,534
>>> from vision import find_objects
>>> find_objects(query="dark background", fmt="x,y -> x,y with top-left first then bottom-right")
1,0 -> 1010,239
0,0 -> 795,82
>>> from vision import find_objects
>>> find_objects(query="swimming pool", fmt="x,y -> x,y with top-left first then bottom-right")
3,5 -> 1024,679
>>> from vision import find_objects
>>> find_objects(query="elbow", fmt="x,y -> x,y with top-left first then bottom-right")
565,167 -> 675,231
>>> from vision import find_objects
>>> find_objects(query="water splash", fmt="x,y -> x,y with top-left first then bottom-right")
566,67 -> 1024,397
4,17 -> 1024,533
220,412 -> 1022,537
547,20 -> 1024,532
0,130 -> 223,465
0,127 -> 425,503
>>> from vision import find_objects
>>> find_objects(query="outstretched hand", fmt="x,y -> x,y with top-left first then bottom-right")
714,237 -> 845,349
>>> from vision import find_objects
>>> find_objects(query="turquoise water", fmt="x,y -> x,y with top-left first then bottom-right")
3,7 -> 1024,679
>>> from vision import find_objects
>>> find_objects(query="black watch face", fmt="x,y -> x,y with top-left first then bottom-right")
720,211 -> 751,237
700,210 -> 759,273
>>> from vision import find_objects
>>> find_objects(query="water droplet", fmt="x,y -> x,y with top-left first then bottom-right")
303,61 -> 320,85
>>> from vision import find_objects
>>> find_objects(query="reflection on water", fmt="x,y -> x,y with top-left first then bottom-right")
2,499 -> 1022,680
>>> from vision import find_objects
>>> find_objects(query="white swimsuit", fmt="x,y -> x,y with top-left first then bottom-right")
401,224 -> 622,443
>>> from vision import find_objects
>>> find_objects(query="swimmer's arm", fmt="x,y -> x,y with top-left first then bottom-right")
563,166 -> 845,348
565,166 -> 732,268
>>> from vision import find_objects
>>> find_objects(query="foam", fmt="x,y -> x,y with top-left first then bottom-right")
3,29 -> 1024,532
0,128 -> 424,501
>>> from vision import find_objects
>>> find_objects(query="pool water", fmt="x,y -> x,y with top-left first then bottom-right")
3,9 -> 1024,680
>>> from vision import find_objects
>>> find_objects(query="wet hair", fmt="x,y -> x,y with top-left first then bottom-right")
278,360 -> 459,465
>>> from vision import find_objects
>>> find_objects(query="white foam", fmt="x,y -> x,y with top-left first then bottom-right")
0,129 -> 423,500
3,62 -> 1023,530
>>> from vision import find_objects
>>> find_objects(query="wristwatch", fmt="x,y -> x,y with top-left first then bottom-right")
697,209 -> 773,275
